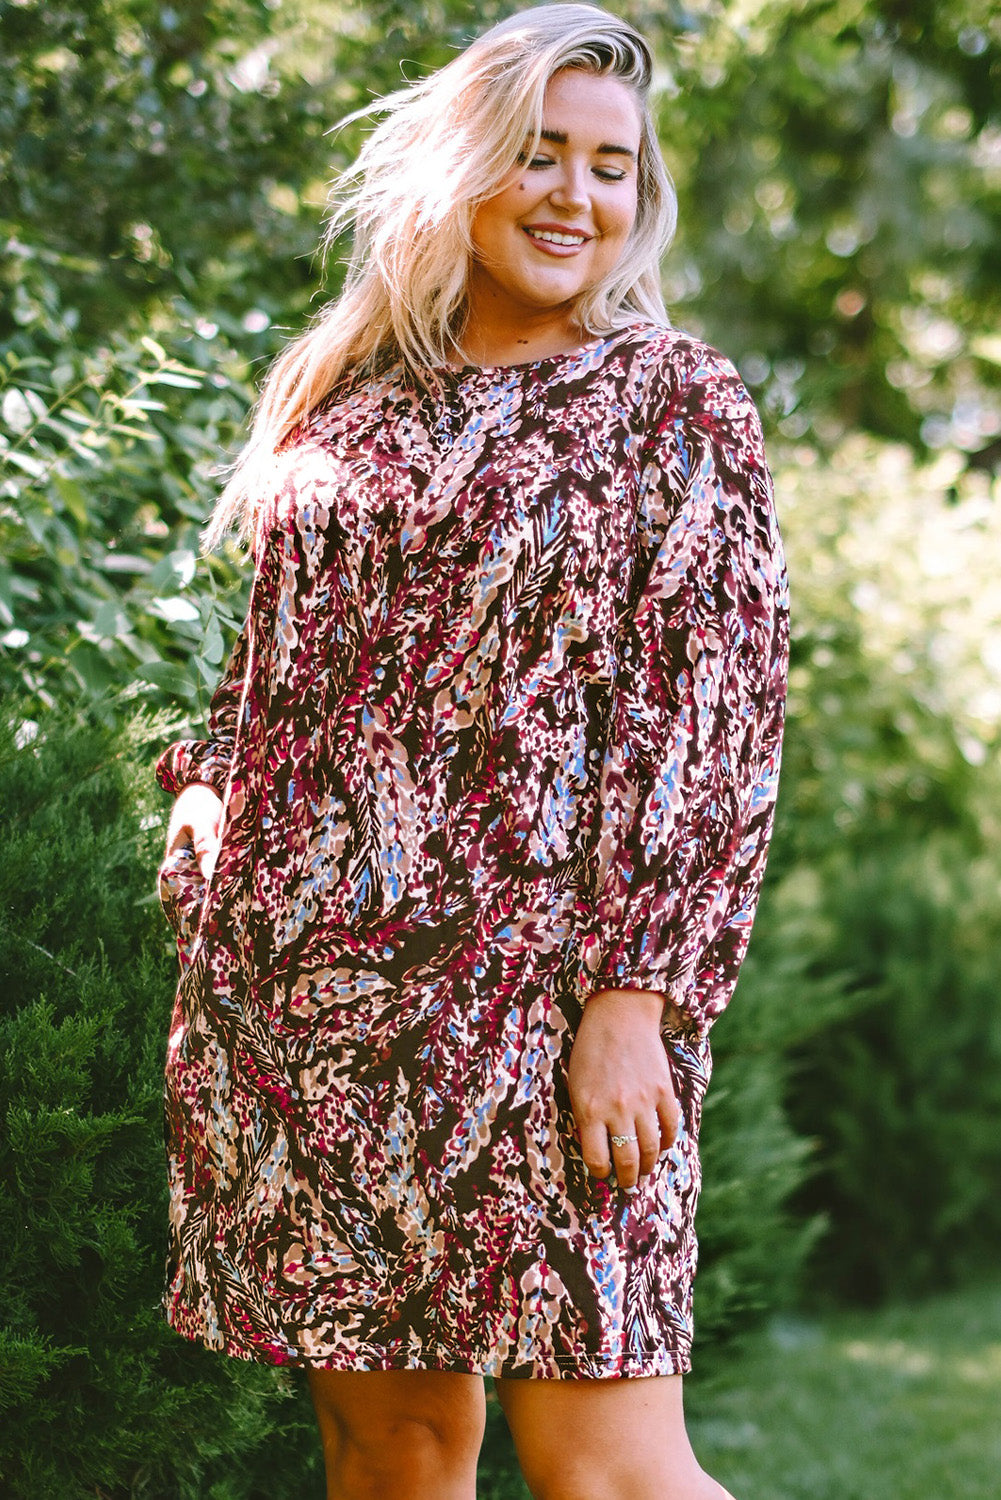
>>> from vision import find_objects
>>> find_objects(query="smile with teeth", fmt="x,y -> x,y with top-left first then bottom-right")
524,227 -> 591,246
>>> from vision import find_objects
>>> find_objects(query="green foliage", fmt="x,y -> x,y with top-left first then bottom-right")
0,249 -> 253,715
0,0 -> 330,336
660,0 -> 1001,466
787,835 -> 1001,1303
0,706 -> 324,1498
769,440 -> 1001,1302
693,951 -> 824,1352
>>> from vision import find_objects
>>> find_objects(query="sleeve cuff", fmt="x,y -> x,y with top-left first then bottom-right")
578,920 -> 703,1021
154,740 -> 231,798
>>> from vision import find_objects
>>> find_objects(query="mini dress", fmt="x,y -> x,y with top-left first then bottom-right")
155,323 -> 789,1378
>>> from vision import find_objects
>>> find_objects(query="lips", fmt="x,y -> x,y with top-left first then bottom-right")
523,224 -> 592,249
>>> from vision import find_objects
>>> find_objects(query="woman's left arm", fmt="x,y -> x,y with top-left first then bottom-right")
570,343 -> 790,1183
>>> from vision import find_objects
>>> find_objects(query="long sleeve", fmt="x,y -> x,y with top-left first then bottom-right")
579,344 -> 789,1033
154,617 -> 254,797
154,470 -> 294,801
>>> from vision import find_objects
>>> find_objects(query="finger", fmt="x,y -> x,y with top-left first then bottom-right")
636,1116 -> 661,1180
657,1095 -> 684,1152
166,819 -> 194,857
579,1121 -> 612,1180
193,836 -> 221,880
609,1130 -> 641,1192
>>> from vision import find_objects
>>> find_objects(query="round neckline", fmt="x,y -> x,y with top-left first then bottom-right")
442,326 -> 641,379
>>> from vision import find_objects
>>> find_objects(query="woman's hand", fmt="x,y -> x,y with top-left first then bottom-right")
164,782 -> 224,879
568,988 -> 683,1192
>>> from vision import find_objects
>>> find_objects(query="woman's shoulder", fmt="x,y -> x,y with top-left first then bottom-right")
619,323 -> 747,397
246,439 -> 342,563
615,324 -> 760,448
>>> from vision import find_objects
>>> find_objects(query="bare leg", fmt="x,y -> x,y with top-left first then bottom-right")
494,1372 -> 735,1500
307,1367 -> 486,1500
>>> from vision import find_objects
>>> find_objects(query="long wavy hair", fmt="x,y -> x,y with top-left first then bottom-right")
206,4 -> 676,547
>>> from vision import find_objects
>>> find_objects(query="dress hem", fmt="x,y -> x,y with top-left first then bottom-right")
163,1304 -> 693,1380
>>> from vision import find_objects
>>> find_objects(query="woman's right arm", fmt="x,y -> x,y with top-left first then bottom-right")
155,610 -> 254,803
155,450 -> 314,879
155,534 -> 269,878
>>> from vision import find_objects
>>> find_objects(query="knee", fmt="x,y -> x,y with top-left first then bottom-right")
519,1453 -> 733,1500
339,1397 -> 483,1458
340,1413 -> 457,1496
372,1401 -> 485,1466
515,1450 -> 605,1500
311,1373 -> 484,1500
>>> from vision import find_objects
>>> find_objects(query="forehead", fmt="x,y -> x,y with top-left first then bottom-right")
540,69 -> 642,146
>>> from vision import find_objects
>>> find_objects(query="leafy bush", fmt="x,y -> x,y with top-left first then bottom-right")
771,440 -> 1001,1303
0,706 -> 322,1498
786,831 -> 1001,1304
0,0 -> 328,339
693,946 -> 829,1352
0,251 -> 252,716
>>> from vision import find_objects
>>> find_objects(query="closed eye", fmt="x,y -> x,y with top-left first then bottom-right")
518,155 -> 628,183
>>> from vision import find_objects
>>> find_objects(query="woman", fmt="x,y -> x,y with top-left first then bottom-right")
156,6 -> 789,1498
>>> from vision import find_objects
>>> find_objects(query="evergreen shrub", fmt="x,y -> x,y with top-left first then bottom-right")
784,822 -> 1001,1304
773,441 -> 1001,1305
0,706 -> 321,1499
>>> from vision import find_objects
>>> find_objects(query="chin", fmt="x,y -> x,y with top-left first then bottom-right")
517,272 -> 588,308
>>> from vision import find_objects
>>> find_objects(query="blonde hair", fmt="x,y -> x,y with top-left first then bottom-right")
206,3 -> 676,548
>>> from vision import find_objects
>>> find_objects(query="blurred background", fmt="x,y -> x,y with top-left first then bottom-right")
1,1 -> 999,1495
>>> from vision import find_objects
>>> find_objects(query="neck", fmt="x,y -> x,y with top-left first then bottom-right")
460,297 -> 584,369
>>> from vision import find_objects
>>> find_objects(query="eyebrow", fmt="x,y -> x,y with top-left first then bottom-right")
539,127 -> 638,162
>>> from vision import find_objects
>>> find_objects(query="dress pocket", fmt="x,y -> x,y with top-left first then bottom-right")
157,842 -> 206,971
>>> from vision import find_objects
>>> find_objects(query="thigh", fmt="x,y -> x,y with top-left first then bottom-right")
494,1374 -> 731,1500
308,1367 -> 486,1500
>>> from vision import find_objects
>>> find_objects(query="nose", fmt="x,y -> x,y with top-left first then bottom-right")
548,159 -> 590,213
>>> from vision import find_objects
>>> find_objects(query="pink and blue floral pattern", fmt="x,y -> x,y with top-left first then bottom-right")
155,324 -> 789,1377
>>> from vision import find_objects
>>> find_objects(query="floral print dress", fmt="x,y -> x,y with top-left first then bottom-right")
155,323 -> 789,1377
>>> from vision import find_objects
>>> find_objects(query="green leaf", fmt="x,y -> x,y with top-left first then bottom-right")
150,596 -> 200,624
3,450 -> 47,478
202,613 -> 225,666
2,388 -> 34,434
192,653 -> 219,686
134,660 -> 197,696
145,371 -> 202,390
145,548 -> 197,591
117,397 -> 167,414
100,553 -> 152,575
51,477 -> 89,527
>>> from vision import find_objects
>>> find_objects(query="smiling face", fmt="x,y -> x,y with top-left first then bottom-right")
466,69 -> 642,361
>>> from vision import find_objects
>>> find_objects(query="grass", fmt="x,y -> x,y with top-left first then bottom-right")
477,1278 -> 1001,1499
689,1277 -> 1001,1500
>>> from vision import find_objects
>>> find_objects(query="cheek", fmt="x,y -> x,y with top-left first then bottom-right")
612,196 -> 639,247
470,202 -> 503,259
600,204 -> 634,250
474,185 -> 526,244
621,184 -> 640,230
